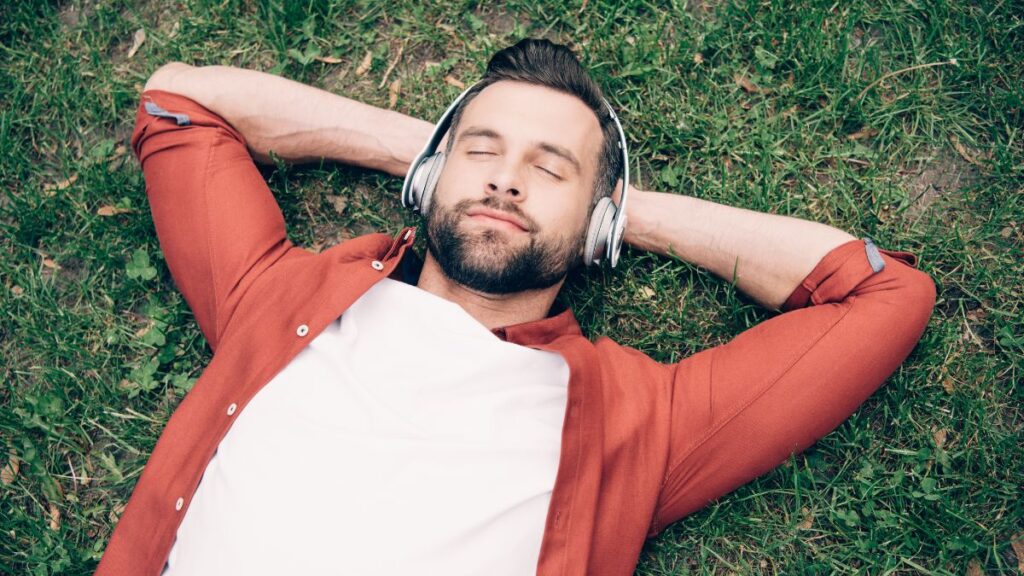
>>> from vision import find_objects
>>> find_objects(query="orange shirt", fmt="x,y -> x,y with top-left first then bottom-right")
95,92 -> 935,576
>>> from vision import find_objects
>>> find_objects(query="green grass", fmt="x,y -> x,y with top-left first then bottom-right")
1,0 -> 1021,574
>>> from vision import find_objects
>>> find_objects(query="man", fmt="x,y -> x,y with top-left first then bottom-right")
96,39 -> 935,575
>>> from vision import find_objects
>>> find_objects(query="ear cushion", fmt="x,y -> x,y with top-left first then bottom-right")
584,197 -> 616,266
415,152 -> 446,214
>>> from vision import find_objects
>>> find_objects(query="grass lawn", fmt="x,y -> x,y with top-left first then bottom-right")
1,0 -> 1021,574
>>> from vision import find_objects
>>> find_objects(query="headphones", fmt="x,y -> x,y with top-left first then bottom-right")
401,83 -> 630,268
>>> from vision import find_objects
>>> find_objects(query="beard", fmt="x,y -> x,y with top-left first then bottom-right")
425,196 -> 585,295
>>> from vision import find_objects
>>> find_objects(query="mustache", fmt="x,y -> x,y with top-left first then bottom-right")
453,197 -> 538,233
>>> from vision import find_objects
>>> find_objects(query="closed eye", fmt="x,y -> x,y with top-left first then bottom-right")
537,166 -> 563,180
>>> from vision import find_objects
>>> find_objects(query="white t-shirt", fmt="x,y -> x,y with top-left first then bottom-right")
162,278 -> 570,575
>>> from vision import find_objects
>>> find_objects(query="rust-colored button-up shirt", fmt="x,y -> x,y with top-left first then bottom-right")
95,92 -> 935,575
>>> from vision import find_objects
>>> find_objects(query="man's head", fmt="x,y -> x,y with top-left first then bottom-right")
425,39 -> 622,295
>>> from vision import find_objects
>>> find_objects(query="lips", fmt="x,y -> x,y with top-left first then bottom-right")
464,206 -> 530,232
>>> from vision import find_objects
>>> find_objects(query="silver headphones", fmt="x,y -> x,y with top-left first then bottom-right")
401,83 -> 630,268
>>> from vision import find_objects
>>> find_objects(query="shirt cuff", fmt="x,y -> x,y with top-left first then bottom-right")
781,239 -> 919,312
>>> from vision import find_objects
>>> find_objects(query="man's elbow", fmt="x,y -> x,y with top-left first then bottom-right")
895,265 -> 937,341
144,62 -> 193,93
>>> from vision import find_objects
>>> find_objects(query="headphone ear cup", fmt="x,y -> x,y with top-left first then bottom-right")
584,197 -> 616,266
416,152 -> 446,214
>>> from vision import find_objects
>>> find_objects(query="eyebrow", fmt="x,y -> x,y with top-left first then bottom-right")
457,126 -> 582,174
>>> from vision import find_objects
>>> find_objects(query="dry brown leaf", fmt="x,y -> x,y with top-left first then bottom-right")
932,428 -> 948,449
48,503 -> 61,531
328,195 -> 347,214
134,321 -> 154,339
314,55 -> 343,64
127,28 -> 146,59
1001,226 -> 1014,238
735,74 -> 762,94
1,456 -> 19,485
355,50 -> 373,76
797,507 -> 814,530
112,144 -> 127,158
44,174 -> 78,193
11,285 -> 24,296
965,558 -> 982,576
942,377 -> 956,394
42,257 -> 61,270
693,53 -> 704,65
639,286 -> 656,299
388,78 -> 402,109
847,127 -> 878,141
444,75 -> 466,89
97,205 -> 133,216
949,134 -> 985,167
1009,532 -> 1024,573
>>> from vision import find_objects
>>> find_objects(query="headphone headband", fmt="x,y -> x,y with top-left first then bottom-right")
402,82 -> 630,268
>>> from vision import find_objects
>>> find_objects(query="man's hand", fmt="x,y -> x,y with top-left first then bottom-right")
622,186 -> 855,309
144,63 -> 433,175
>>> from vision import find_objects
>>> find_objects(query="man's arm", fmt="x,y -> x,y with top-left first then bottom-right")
624,190 -> 936,534
145,63 -> 433,174
134,63 -> 432,349
624,188 -> 855,309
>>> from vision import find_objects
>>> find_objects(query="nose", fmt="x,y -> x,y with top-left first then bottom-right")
486,158 -> 524,201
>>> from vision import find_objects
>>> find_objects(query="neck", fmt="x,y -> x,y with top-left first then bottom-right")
416,253 -> 563,331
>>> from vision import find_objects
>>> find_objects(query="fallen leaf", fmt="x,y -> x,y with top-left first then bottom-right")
1009,532 -> 1024,573
735,73 -> 762,94
48,503 -> 60,531
444,75 -> 465,89
126,28 -> 146,59
797,507 -> 814,530
949,134 -> 985,167
932,428 -> 948,449
1001,226 -> 1013,238
42,257 -> 61,270
314,55 -> 343,64
388,78 -> 401,108
112,144 -> 127,158
847,127 -> 878,141
11,285 -> 24,296
965,558 -> 982,576
355,50 -> 373,76
693,53 -> 704,65
942,377 -> 955,394
97,205 -> 133,216
43,174 -> 78,193
328,195 -> 347,214
1,456 -> 19,485
640,286 -> 656,299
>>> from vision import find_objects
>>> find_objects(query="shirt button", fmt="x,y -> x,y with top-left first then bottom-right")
296,324 -> 309,337
226,403 -> 237,416
371,260 -> 384,271
175,497 -> 184,511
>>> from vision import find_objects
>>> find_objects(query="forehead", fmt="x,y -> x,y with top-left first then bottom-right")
456,80 -> 603,166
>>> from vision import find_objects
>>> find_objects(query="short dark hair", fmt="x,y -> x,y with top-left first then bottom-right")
447,38 -> 621,207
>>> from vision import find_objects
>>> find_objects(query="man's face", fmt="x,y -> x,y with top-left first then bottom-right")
425,80 -> 603,294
